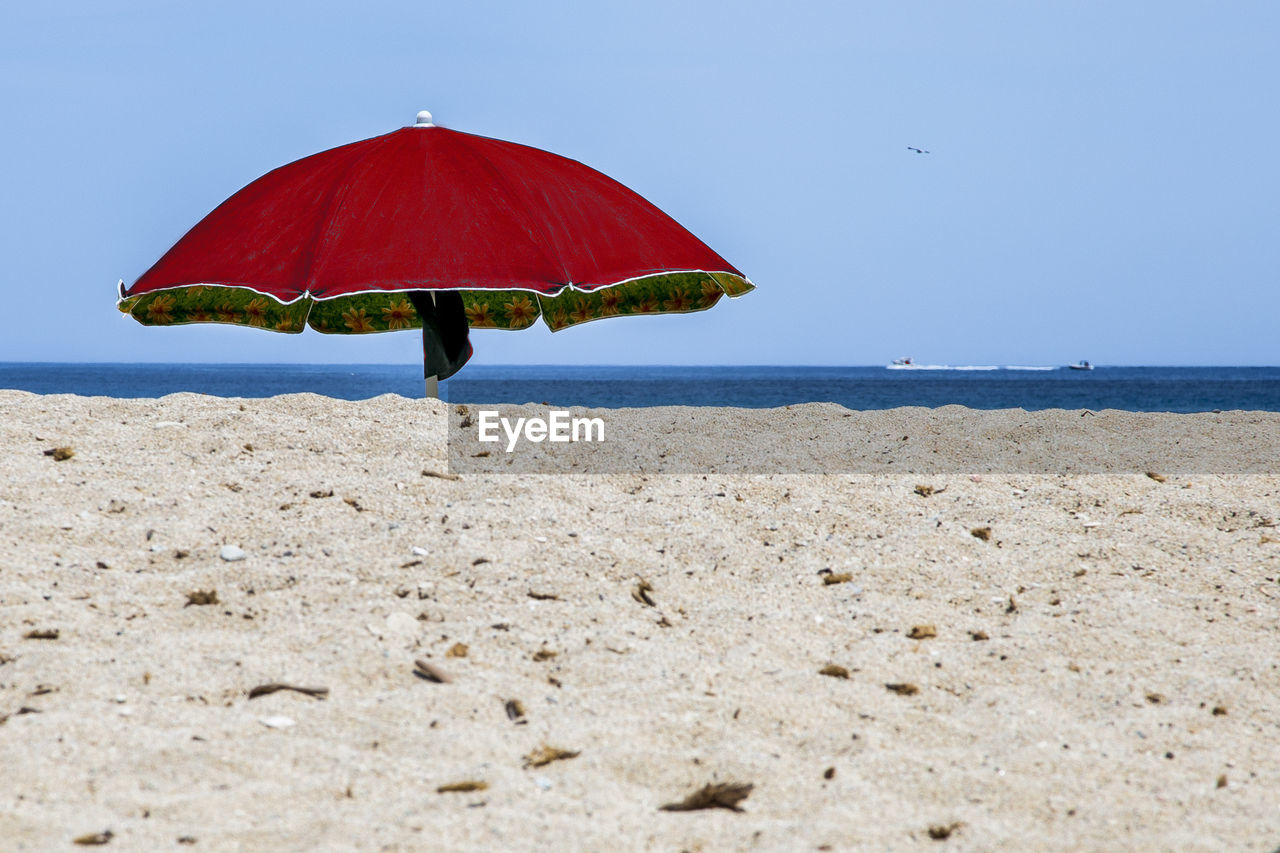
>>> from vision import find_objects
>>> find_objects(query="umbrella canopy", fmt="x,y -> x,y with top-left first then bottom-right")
118,111 -> 754,353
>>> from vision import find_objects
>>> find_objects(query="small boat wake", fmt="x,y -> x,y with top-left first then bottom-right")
887,361 -> 1057,371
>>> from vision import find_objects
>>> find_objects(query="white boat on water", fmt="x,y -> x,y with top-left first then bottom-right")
887,358 -> 944,369
1068,360 -> 1094,371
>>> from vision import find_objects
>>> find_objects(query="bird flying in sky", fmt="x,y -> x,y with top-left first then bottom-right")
907,146 -> 930,154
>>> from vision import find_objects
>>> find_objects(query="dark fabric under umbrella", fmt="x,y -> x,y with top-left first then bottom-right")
407,290 -> 470,381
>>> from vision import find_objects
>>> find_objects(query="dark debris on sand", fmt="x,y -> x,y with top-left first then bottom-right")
660,782 -> 754,812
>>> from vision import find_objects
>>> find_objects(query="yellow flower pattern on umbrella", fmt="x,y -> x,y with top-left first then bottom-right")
382,298 -> 415,330
569,299 -> 594,325
145,293 -> 176,324
503,294 -> 537,326
698,278 -> 722,308
244,297 -> 270,327
662,290 -> 690,313
118,272 -> 754,334
598,289 -> 623,316
465,302 -> 496,327
342,307 -> 376,333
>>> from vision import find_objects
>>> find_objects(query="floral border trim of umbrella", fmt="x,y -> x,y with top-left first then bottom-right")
117,271 -> 754,334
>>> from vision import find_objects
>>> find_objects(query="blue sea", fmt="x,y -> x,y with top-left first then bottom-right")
2,363 -> 1279,412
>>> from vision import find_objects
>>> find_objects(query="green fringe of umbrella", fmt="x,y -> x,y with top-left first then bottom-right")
117,271 -> 754,334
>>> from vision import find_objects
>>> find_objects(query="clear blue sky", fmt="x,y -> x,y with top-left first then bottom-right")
3,1 -> 1277,366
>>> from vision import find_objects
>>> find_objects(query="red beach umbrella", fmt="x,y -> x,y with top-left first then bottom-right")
118,110 -> 754,387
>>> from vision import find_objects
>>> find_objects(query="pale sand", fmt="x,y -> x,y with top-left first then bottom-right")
1,390 -> 1278,851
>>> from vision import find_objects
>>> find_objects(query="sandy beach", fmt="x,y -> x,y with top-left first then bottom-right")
2,390 -> 1279,851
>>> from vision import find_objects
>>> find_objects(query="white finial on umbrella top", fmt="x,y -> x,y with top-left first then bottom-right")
414,110 -> 434,127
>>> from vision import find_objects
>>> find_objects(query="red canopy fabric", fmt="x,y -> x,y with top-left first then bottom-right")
126,124 -> 744,302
